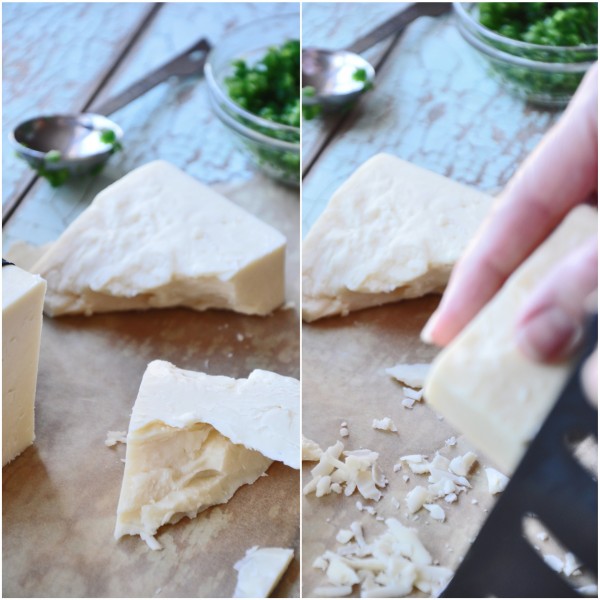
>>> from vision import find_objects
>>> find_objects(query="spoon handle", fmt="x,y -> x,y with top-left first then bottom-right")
345,2 -> 450,55
90,38 -> 212,117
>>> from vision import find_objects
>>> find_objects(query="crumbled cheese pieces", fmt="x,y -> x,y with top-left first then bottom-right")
386,363 -> 430,389
303,441 -> 387,501
485,467 -> 509,494
372,417 -> 397,432
312,518 -> 453,597
398,449 -> 482,519
424,206 -> 598,473
302,154 -> 492,321
105,431 -> 127,447
32,160 -> 287,317
233,546 -> 294,598
302,435 -> 323,462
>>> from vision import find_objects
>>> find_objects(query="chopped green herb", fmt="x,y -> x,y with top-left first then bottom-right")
479,3 -> 597,46
100,129 -> 117,144
302,104 -> 322,121
477,3 -> 598,104
352,68 -> 368,82
225,39 -> 300,128
224,40 -> 300,184
45,149 -> 62,163
36,165 -> 71,188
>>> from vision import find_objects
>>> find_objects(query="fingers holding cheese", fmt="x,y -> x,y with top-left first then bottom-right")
423,65 -> 598,347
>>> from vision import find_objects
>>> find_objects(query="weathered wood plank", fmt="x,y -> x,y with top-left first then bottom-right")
302,3 -> 410,174
2,2 -> 153,209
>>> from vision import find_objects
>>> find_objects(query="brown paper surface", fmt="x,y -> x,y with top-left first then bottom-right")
3,177 -> 300,598
302,297 -> 501,597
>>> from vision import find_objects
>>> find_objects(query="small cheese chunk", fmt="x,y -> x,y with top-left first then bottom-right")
105,430 -> 127,447
406,485 -> 432,514
233,546 -> 294,598
485,467 -> 509,495
115,361 -> 299,548
302,435 -> 323,461
32,161 -> 286,317
302,155 -> 491,321
2,264 -> 46,465
449,452 -> 478,477
425,206 -> 598,473
372,417 -> 397,432
386,363 -> 431,389
423,504 -> 446,522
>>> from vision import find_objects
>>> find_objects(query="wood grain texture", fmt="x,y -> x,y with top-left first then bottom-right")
2,2 -> 152,209
302,7 -> 560,235
302,3 -> 409,174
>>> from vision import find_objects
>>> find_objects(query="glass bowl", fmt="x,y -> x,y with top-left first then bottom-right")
453,2 -> 597,107
205,13 -> 300,187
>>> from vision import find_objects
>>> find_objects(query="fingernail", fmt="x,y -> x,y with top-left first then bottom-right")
421,310 -> 439,344
517,306 -> 583,362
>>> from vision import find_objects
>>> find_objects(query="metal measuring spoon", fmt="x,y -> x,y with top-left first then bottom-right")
302,3 -> 450,109
10,38 -> 211,181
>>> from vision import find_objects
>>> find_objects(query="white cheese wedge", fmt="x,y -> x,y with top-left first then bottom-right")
2,264 -> 46,466
31,160 -> 286,317
302,154 -> 492,321
115,360 -> 299,548
425,205 -> 597,473
233,546 -> 294,598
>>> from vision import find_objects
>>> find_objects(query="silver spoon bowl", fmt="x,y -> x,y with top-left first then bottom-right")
11,114 -> 123,177
302,48 -> 375,108
10,38 -> 211,181
302,3 -> 450,110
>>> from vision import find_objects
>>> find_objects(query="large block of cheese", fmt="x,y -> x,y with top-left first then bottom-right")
425,206 -> 597,473
115,360 -> 299,549
32,160 -> 286,316
302,154 -> 492,321
2,263 -> 46,465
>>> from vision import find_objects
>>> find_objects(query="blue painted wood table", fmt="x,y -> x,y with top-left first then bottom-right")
3,3 -> 300,597
300,4 -> 569,598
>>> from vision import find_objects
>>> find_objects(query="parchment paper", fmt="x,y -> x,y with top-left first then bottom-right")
302,297 -> 507,597
3,176 -> 300,598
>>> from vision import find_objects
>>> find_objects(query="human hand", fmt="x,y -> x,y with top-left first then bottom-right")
422,63 -> 598,349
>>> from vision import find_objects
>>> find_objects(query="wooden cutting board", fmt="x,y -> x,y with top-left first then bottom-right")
3,178 -> 300,598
